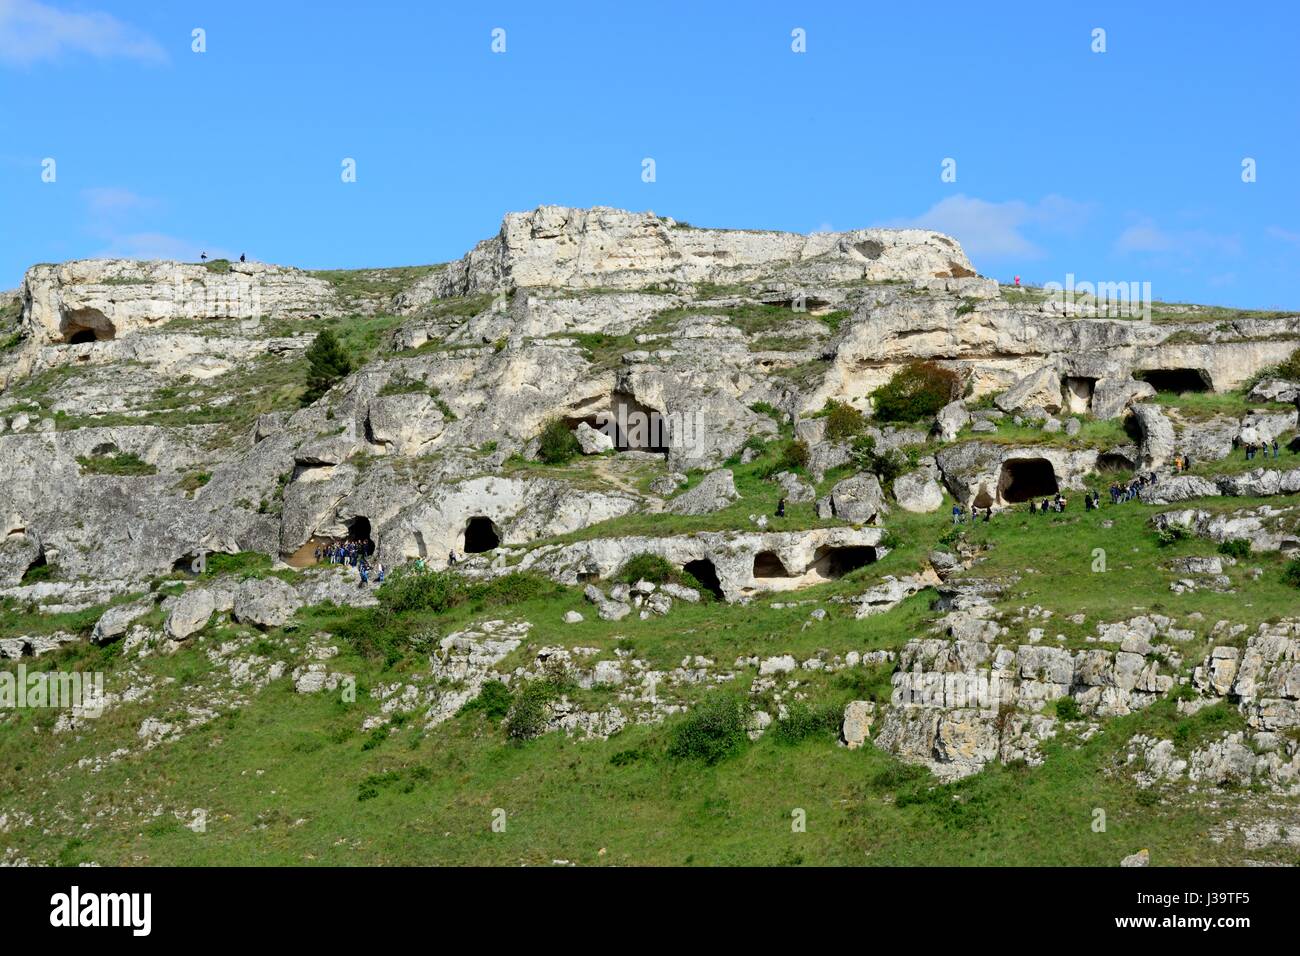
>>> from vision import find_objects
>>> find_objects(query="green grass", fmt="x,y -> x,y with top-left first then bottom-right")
75,452 -> 157,476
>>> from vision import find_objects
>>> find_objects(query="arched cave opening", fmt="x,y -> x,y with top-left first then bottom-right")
998,458 -> 1060,503
752,550 -> 791,578
682,559 -> 724,600
811,545 -> 878,579
1135,368 -> 1211,393
1096,452 -> 1136,474
347,516 -> 375,556
60,307 -> 116,344
463,516 -> 500,554
1064,376 -> 1097,414
603,392 -> 670,454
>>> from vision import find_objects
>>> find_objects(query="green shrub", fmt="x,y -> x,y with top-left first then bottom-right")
464,572 -> 554,607
1217,538 -> 1251,560
505,679 -> 555,741
1054,696 -> 1082,721
871,361 -> 961,423
459,680 -> 513,720
376,566 -> 460,613
616,553 -> 677,584
824,400 -> 866,441
666,692 -> 748,765
1155,525 -> 1188,547
537,418 -> 581,464
779,439 -> 809,471
302,328 -> 353,405
770,702 -> 840,745
76,452 -> 157,476
1284,558 -> 1300,589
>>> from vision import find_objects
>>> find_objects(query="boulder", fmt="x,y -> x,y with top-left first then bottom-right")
1130,404 -> 1175,467
933,400 -> 970,442
232,576 -> 302,629
666,469 -> 740,515
575,422 -> 614,455
1091,378 -> 1156,419
91,599 -> 151,645
773,470 -> 815,503
841,700 -> 876,749
816,472 -> 887,524
166,588 -> 216,640
995,366 -> 1063,416
894,463 -> 944,513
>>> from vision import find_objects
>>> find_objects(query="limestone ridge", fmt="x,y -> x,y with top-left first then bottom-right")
1,204 -> 1298,608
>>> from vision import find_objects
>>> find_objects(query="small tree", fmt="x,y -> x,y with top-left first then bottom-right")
824,400 -> 866,441
302,328 -> 353,405
537,418 -> 581,464
871,361 -> 961,423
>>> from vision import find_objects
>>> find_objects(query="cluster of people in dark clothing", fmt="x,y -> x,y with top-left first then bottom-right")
314,538 -> 384,585
951,503 -> 992,524
1244,439 -> 1281,460
1028,493 -> 1069,514
1108,471 -> 1161,504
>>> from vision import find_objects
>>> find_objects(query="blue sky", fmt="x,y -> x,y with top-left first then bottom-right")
1,0 -> 1297,308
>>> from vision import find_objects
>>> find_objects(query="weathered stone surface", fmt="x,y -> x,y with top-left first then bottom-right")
666,469 -> 740,515
166,588 -> 216,640
995,366 -> 1063,415
816,472 -> 887,524
841,700 -> 876,749
232,577 -> 302,629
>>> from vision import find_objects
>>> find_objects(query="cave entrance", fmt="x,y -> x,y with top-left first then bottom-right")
811,545 -> 877,579
1096,452 -> 1136,474
752,550 -> 791,578
598,392 -> 670,454
463,516 -> 500,553
347,516 -> 375,556
997,458 -> 1059,503
682,559 -> 724,600
60,307 -> 116,344
1135,368 -> 1211,393
1064,376 -> 1097,414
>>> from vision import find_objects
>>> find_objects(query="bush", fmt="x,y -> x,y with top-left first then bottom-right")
778,439 -> 809,471
376,566 -> 460,613
823,400 -> 866,441
459,679 -> 513,720
769,702 -> 840,745
76,452 -> 157,476
464,571 -> 554,607
871,361 -> 961,423
302,328 -> 354,405
1155,525 -> 1188,547
505,679 -> 555,741
1284,558 -> 1300,589
1217,538 -> 1252,560
537,418 -> 581,464
666,692 -> 748,765
616,553 -> 678,585
849,434 -> 907,487
1054,696 -> 1082,721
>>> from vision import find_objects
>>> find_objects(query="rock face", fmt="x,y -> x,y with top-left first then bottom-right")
816,473 -> 887,524
665,469 -> 740,515
166,588 -> 216,640
995,366 -> 1063,415
232,577 -> 302,629
426,206 -> 978,297
20,259 -> 339,347
1,204 -> 1298,605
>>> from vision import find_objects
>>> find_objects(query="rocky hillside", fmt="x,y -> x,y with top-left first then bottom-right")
2,205 -> 1300,866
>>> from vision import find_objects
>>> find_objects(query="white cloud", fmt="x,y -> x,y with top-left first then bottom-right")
1114,219 -> 1241,259
1265,225 -> 1300,245
82,186 -> 156,217
0,0 -> 166,66
884,194 -> 1091,261
91,232 -> 228,262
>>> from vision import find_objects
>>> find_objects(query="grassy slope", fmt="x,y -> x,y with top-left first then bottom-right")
3,461 -> 1297,866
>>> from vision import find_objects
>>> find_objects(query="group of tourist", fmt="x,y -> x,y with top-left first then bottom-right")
951,503 -> 992,524
1028,494 -> 1070,514
313,538 -> 384,586
1109,472 -> 1160,504
1245,439 -> 1281,460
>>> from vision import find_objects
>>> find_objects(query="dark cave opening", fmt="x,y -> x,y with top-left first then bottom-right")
463,516 -> 500,553
998,458 -> 1060,503
683,559 -> 724,600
